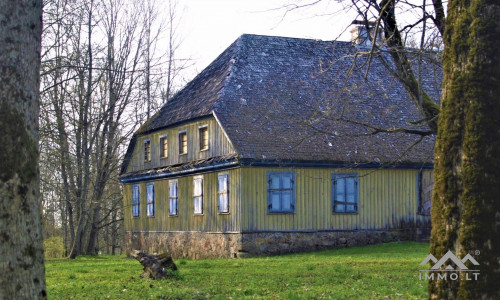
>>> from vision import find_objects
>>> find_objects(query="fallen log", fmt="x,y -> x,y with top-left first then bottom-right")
130,250 -> 178,279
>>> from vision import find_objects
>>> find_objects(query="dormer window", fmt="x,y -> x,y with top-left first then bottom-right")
179,131 -> 187,155
199,125 -> 209,151
160,135 -> 168,158
144,139 -> 151,162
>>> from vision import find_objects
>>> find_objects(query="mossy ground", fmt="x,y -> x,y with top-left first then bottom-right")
46,242 -> 429,299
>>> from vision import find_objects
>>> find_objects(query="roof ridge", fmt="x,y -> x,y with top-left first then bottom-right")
215,35 -> 244,106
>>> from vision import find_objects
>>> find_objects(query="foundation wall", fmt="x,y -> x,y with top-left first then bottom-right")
125,231 -> 242,259
125,228 -> 424,258
239,229 -> 415,256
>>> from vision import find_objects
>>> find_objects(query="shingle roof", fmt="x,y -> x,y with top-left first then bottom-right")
127,34 -> 442,171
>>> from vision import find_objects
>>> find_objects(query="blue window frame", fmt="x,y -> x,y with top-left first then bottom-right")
132,184 -> 140,217
267,171 -> 295,213
332,173 -> 359,213
146,182 -> 155,217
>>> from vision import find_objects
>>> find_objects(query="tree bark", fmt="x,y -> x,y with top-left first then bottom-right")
429,0 -> 500,298
0,0 -> 46,299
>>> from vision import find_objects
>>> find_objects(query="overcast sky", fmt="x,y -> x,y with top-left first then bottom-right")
175,0 -> 358,81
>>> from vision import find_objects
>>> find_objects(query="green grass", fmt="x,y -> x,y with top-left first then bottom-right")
46,242 -> 429,299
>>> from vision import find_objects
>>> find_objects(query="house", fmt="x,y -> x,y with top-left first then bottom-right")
119,32 -> 440,258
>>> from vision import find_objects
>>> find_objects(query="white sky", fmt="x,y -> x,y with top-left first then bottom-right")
175,0 -> 358,81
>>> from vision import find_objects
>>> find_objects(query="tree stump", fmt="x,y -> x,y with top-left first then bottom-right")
130,250 -> 178,279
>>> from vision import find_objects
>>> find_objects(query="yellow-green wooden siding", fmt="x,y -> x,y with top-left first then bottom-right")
125,116 -> 235,173
123,166 -> 431,233
123,168 -> 241,232
240,167 -> 431,232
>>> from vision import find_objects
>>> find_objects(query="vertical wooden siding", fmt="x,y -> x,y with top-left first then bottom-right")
126,116 -> 235,173
240,167 -> 432,232
123,168 -> 241,232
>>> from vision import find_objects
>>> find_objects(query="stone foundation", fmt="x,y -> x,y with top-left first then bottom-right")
125,231 -> 242,259
239,230 -> 410,256
126,228 -> 422,259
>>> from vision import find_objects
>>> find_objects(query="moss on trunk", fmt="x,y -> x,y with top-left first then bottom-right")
430,0 -> 500,298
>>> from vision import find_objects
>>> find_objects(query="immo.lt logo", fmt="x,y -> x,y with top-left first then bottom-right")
419,250 -> 480,281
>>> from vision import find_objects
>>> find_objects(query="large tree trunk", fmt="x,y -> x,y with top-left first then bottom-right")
429,0 -> 500,298
0,1 -> 46,299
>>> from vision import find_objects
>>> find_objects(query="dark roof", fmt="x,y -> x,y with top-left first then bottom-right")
126,34 -> 442,173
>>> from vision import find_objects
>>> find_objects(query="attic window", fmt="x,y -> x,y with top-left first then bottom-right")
199,126 -> 209,151
160,135 -> 168,158
179,131 -> 187,155
144,139 -> 151,162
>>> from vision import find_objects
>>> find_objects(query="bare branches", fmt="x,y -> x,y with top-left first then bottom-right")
39,0 -> 187,257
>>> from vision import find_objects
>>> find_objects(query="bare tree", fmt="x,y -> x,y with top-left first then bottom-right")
39,0 -> 188,258
281,0 -> 444,134
0,0 -> 46,298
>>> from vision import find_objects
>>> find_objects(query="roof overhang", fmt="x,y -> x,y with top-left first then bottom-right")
120,156 -> 433,184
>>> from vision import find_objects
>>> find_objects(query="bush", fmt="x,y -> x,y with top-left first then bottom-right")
44,236 -> 65,258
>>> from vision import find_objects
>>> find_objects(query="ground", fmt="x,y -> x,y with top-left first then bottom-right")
46,242 -> 429,299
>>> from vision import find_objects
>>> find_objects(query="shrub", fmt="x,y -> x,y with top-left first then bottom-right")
44,236 -> 65,258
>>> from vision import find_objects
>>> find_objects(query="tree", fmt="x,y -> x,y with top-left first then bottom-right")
0,0 -> 46,299
282,0 -> 444,135
429,0 -> 500,297
39,0 -> 188,258
282,1 -> 498,296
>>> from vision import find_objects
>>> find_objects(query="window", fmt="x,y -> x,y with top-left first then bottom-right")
332,173 -> 358,213
146,182 -> 155,217
199,126 -> 209,151
218,173 -> 229,213
160,136 -> 168,158
132,184 -> 140,217
179,131 -> 187,154
193,176 -> 203,214
169,180 -> 178,216
144,139 -> 151,162
267,171 -> 295,213
417,170 -> 432,215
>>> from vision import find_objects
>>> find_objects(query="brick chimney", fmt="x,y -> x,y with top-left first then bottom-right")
350,20 -> 383,47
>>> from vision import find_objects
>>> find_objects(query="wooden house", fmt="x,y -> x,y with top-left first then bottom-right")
120,34 -> 439,258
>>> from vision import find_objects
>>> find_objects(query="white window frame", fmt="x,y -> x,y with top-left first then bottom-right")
146,182 -> 155,217
193,175 -> 203,215
132,184 -> 140,217
169,180 -> 178,216
218,173 -> 229,214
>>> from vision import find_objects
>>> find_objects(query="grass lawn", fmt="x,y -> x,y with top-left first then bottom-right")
46,242 -> 430,299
